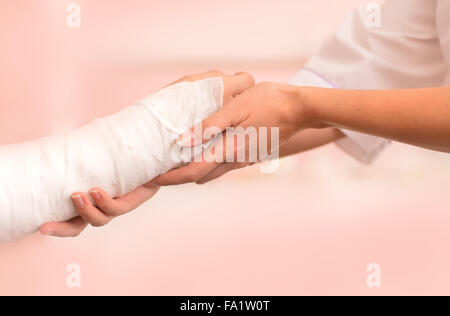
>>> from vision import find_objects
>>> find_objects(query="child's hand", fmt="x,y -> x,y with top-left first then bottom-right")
40,182 -> 160,237
39,70 -> 253,238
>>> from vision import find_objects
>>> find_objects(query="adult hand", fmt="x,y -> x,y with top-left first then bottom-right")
155,81 -> 310,185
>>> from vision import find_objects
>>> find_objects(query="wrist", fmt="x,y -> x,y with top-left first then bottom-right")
294,86 -> 329,129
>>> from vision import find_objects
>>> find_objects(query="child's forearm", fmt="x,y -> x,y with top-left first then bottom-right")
301,86 -> 450,152
279,128 -> 344,158
0,78 -> 224,242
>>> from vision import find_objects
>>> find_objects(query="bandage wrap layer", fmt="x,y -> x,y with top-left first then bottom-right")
0,78 -> 224,242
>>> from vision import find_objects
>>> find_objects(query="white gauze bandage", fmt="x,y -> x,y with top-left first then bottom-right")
0,78 -> 224,242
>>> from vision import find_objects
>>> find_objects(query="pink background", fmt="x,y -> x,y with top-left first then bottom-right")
1,0 -> 450,296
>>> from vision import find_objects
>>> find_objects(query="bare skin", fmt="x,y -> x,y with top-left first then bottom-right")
154,82 -> 450,186
40,70 -> 256,237
43,72 -> 450,237
279,128 -> 344,158
303,86 -> 450,153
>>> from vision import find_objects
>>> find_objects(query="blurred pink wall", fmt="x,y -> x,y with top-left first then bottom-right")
1,0 -> 450,296
0,0 -> 378,143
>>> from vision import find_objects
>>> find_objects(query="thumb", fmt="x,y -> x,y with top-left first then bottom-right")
176,106 -> 234,147
225,72 -> 255,99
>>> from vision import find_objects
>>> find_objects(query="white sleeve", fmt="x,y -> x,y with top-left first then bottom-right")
289,0 -> 447,164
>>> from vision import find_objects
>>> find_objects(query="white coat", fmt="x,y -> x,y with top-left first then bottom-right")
290,0 -> 450,163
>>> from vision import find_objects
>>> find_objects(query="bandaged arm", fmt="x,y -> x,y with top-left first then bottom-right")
0,78 -> 223,242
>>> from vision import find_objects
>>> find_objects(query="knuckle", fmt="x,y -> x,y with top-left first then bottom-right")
96,201 -> 112,213
258,81 -> 271,88
186,173 -> 200,183
105,208 -> 121,217
95,200 -> 121,217
76,206 -> 88,216
257,81 -> 274,93
208,69 -> 222,76
186,175 -> 197,183
237,72 -> 255,85
97,203 -> 120,217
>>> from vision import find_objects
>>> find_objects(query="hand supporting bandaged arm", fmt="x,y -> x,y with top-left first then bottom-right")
0,78 -> 224,242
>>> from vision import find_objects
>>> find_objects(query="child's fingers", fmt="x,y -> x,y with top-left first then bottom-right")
89,184 -> 160,217
89,188 -> 125,217
41,184 -> 159,237
40,216 -> 88,237
72,192 -> 113,227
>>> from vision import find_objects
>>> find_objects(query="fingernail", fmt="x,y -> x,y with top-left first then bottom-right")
72,194 -> 85,209
176,130 -> 194,147
90,189 -> 101,200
